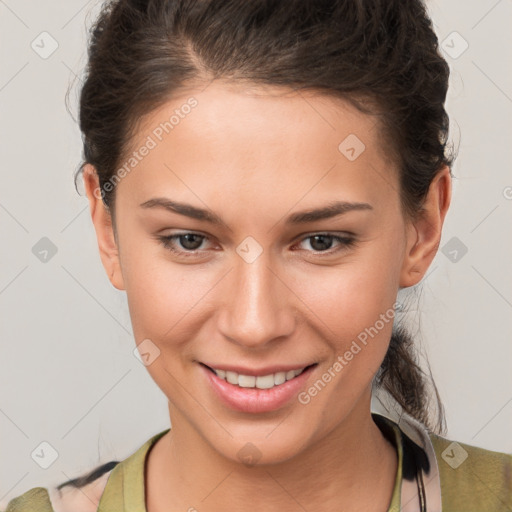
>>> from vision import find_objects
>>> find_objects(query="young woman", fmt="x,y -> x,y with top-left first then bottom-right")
5,0 -> 511,511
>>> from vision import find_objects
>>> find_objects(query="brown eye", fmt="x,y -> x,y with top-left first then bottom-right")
296,233 -> 356,254
174,233 -> 205,250
156,232 -> 210,257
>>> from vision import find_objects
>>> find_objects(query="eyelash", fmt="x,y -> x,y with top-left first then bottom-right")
155,232 -> 357,259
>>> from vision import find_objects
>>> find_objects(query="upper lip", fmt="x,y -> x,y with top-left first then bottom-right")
200,362 -> 316,377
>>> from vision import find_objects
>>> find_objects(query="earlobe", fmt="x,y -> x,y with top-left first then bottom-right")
399,166 -> 452,288
82,164 -> 126,291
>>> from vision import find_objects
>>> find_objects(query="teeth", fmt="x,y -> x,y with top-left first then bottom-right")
226,371 -> 238,385
238,374 -> 256,388
255,374 -> 274,389
213,367 -> 307,389
274,372 -> 286,385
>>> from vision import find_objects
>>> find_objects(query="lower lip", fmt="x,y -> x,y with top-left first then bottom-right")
200,363 -> 317,413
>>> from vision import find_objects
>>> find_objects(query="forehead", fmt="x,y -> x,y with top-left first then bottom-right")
116,81 -> 398,215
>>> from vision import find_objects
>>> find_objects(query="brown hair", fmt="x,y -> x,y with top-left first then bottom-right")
65,0 -> 455,490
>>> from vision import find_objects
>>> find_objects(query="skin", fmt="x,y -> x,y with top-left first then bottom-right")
83,81 -> 451,512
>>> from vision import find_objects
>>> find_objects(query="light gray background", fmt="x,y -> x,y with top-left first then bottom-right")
1,0 -> 511,505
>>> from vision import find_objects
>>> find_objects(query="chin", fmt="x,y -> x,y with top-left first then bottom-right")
210,427 -> 313,468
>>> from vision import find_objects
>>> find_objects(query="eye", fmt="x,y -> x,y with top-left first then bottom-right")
156,232 -> 211,258
294,233 -> 357,254
156,231 -> 357,259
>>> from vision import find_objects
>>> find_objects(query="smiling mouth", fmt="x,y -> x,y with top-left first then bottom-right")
200,363 -> 318,390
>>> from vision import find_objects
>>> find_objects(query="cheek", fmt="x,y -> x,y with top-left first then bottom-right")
302,247 -> 400,336
119,235 -> 202,343
125,262 -> 210,343
295,237 -> 402,400
294,259 -> 400,419
122,251 -> 212,396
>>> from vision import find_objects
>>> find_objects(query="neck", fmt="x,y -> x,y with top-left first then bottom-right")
146,390 -> 398,512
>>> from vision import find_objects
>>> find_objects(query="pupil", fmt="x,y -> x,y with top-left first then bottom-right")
311,235 -> 332,251
181,234 -> 202,250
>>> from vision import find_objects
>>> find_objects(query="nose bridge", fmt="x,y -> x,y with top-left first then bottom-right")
218,248 -> 293,348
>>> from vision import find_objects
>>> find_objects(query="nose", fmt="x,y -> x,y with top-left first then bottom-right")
217,251 -> 295,349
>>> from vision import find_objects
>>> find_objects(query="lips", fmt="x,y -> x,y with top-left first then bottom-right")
200,362 -> 318,413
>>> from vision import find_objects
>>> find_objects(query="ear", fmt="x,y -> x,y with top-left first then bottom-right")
399,165 -> 452,288
82,164 -> 126,291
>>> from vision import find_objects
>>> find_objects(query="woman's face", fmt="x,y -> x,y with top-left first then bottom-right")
85,81 -> 436,464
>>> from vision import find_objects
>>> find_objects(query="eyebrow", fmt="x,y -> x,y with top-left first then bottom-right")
139,197 -> 373,225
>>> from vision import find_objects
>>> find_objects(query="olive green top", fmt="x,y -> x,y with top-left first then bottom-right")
3,415 -> 511,511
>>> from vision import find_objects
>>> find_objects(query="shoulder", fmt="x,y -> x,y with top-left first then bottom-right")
3,466 -> 114,512
3,487 -> 53,512
2,429 -> 169,512
429,432 -> 512,511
